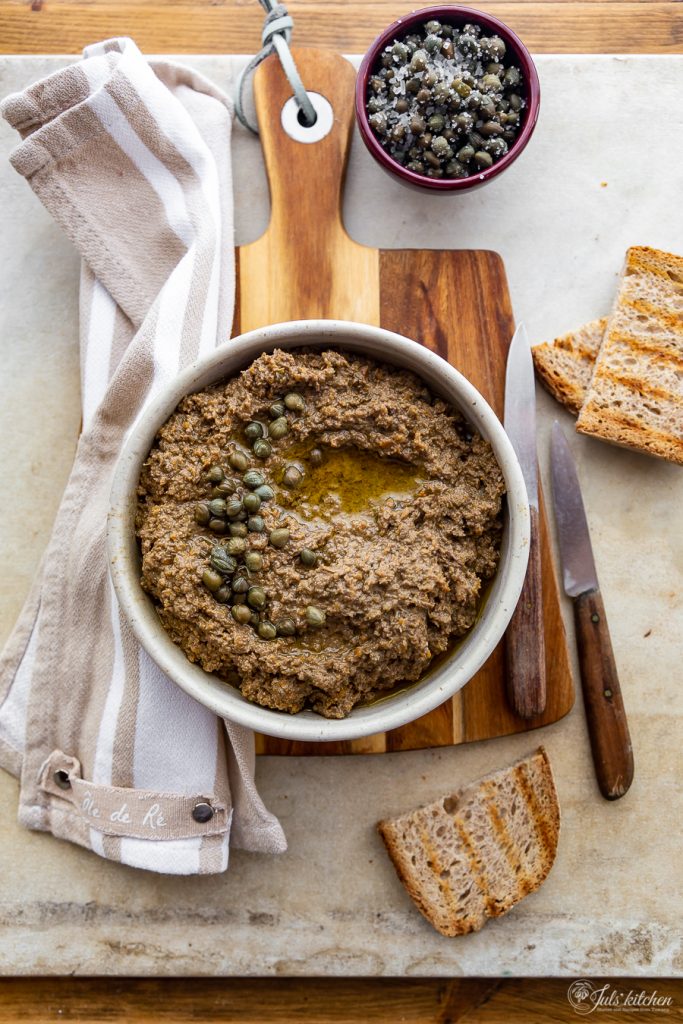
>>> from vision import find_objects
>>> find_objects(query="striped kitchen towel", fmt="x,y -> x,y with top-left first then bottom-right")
0,38 -> 286,873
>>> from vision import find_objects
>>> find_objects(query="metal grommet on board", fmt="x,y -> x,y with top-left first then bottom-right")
281,92 -> 333,144
192,801 -> 214,823
53,769 -> 71,790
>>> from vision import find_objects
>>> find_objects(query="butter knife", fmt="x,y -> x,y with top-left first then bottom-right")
550,422 -> 634,800
504,323 -> 546,718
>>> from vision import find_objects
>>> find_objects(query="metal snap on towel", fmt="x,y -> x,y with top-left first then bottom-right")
192,801 -> 214,823
53,769 -> 71,790
281,92 -> 333,144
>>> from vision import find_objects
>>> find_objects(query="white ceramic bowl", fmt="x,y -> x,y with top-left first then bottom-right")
108,320 -> 530,742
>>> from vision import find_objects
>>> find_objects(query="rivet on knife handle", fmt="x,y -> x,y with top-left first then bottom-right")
505,504 -> 546,718
574,588 -> 634,800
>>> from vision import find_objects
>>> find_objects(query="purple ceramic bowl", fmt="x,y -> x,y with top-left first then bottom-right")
355,5 -> 541,193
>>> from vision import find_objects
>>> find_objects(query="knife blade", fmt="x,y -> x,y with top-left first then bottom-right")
550,422 -> 634,800
503,323 -> 546,718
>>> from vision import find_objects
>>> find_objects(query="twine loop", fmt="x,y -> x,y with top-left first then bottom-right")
235,0 -> 317,134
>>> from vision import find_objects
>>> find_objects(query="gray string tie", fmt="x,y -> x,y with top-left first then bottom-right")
235,0 -> 317,134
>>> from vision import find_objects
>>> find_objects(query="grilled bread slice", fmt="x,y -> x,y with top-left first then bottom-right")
576,246 -> 683,464
532,319 -> 606,415
377,748 -> 559,937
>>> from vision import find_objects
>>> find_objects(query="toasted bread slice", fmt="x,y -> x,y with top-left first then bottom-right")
576,246 -> 683,464
532,319 -> 606,415
377,748 -> 559,937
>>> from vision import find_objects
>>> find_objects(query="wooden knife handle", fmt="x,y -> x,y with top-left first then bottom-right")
574,588 -> 634,800
505,504 -> 546,718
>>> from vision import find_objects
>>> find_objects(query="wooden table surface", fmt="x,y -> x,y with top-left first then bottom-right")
0,0 -> 682,54
0,1 -> 681,1021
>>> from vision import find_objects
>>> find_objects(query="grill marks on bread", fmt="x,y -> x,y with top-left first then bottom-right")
377,748 -> 560,936
577,247 -> 683,463
531,319 -> 606,415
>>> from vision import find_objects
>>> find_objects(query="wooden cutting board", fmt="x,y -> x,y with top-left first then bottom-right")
234,48 -> 574,756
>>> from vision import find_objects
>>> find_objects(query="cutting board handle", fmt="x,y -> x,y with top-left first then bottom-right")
240,48 -> 378,327
240,48 -> 379,329
254,49 -> 356,257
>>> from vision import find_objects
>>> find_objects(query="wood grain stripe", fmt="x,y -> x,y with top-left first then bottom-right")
6,977 -> 681,1023
2,3 -> 683,55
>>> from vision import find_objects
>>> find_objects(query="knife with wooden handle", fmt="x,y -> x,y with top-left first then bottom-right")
503,323 -> 546,718
550,422 -> 634,800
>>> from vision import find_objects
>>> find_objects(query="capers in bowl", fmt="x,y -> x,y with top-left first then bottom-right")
357,9 -> 539,188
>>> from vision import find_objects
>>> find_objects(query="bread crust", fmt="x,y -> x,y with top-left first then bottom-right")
576,407 -> 683,464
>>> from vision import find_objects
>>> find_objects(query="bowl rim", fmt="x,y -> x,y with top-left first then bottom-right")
354,4 -> 541,192
108,319 -> 530,741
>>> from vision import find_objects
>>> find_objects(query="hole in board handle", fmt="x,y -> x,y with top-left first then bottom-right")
297,107 -> 318,128
281,92 -> 333,144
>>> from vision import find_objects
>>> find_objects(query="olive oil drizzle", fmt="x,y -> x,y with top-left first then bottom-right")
276,442 -> 423,519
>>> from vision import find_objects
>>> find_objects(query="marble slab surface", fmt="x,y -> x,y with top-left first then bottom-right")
0,54 -> 682,977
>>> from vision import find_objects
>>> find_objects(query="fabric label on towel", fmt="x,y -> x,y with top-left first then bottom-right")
39,751 -> 230,840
